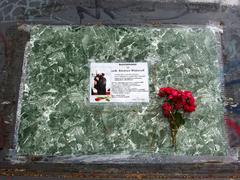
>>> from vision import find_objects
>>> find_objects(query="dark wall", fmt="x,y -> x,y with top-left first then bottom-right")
0,0 -> 240,179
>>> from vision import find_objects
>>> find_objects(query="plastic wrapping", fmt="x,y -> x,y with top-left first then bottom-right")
16,24 -> 228,156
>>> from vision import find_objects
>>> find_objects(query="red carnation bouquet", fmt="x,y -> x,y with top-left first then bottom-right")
158,87 -> 196,149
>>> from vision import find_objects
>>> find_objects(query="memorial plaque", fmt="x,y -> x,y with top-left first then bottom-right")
17,26 -> 226,156
90,63 -> 149,103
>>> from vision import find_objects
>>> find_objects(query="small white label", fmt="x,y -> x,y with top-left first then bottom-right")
90,63 -> 149,103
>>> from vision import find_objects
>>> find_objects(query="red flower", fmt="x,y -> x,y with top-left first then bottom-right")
158,87 -> 196,116
158,87 -> 173,97
181,90 -> 196,112
183,104 -> 196,112
158,88 -> 166,97
159,87 -> 182,101
174,99 -> 183,110
162,102 -> 173,118
158,87 -> 196,148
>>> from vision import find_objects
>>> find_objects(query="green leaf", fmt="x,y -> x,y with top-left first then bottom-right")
174,111 -> 185,128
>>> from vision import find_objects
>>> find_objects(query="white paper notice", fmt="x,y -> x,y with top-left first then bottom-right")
90,63 -> 149,103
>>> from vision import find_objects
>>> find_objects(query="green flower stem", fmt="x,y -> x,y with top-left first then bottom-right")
169,111 -> 178,151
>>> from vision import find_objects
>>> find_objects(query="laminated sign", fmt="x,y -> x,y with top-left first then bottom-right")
90,63 -> 149,103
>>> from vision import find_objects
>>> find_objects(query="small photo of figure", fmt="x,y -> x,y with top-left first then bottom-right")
91,71 -> 111,102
